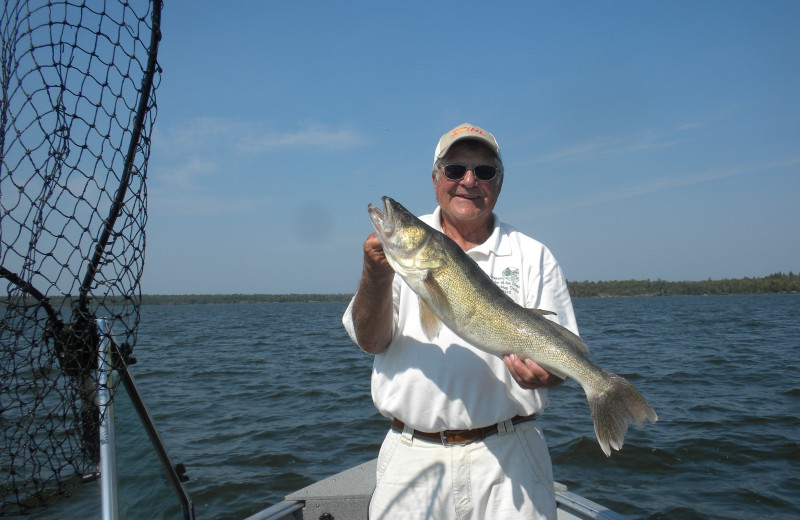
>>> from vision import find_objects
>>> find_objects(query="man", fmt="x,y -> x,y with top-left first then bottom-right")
342,123 -> 579,519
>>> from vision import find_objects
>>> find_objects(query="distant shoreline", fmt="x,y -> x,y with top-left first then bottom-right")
140,272 -> 798,305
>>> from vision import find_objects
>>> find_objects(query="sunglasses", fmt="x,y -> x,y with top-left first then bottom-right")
442,163 -> 499,182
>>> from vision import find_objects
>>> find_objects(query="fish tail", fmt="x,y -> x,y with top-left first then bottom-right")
587,371 -> 658,457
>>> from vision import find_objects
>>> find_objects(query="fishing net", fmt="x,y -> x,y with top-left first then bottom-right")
1,0 -> 161,514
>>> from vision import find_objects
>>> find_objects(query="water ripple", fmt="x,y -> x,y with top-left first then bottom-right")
28,296 -> 800,520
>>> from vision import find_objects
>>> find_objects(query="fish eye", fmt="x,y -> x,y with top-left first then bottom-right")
400,213 -> 412,224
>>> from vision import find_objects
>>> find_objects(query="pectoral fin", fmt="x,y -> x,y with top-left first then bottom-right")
418,271 -> 452,341
419,298 -> 442,341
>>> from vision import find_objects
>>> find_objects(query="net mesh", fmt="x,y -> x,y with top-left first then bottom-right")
1,0 -> 161,514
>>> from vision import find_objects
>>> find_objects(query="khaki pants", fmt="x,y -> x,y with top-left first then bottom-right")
370,419 -> 556,520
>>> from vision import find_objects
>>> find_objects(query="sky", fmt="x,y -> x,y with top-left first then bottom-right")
143,1 -> 800,295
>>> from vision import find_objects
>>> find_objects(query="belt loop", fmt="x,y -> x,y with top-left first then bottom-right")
400,424 -> 414,447
497,418 -> 514,436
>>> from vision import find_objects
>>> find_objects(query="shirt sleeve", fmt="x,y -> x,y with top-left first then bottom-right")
341,296 -> 359,345
545,261 -> 579,336
525,249 -> 580,337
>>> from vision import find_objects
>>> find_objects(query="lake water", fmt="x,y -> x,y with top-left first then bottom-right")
22,294 -> 800,519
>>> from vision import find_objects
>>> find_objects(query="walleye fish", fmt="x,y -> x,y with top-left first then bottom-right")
368,196 -> 657,456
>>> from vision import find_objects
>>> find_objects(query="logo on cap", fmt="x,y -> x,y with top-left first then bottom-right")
451,125 -> 486,137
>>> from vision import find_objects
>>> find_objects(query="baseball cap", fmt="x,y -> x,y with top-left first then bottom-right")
433,123 -> 502,166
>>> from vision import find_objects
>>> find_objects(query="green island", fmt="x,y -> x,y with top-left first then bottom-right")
140,272 -> 798,305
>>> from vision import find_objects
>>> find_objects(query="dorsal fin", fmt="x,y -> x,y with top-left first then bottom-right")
527,307 -> 589,354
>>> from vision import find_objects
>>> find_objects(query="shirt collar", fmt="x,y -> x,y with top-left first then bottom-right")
431,206 -> 511,257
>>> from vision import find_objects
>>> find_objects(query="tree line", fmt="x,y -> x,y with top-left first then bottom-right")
138,272 -> 798,304
5,273 -> 795,307
566,272 -> 800,298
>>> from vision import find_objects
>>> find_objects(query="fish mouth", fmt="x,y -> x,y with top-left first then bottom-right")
368,196 -> 395,239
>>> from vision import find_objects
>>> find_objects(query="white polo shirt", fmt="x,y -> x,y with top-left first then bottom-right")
342,207 -> 578,432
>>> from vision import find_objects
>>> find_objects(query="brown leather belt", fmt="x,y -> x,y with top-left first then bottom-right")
391,415 -> 536,446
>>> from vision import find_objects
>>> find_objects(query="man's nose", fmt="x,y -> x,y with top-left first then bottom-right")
460,169 -> 479,186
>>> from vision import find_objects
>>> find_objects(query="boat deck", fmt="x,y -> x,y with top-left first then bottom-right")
245,459 -> 629,520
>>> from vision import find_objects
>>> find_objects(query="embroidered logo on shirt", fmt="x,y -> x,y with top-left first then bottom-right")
492,267 -> 520,297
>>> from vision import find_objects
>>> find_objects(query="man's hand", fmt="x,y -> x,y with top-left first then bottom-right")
363,232 -> 394,278
503,354 -> 564,390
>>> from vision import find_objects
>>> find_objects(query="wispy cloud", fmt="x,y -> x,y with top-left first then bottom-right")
531,131 -> 677,165
158,157 -> 220,188
237,121 -> 368,153
512,157 -> 800,220
527,116 -> 726,166
154,118 -> 369,157
149,119 -> 369,217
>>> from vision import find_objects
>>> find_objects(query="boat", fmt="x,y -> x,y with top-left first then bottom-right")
246,458 -> 630,520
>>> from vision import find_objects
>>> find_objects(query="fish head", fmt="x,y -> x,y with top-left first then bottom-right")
368,196 -> 446,274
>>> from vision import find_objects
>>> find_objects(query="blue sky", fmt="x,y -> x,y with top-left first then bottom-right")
143,1 -> 799,295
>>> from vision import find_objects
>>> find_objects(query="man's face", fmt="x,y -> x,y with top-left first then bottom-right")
432,141 -> 503,226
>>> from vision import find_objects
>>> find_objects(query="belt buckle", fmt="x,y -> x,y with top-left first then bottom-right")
439,430 -> 451,447
440,429 -> 471,447
440,430 -> 467,447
